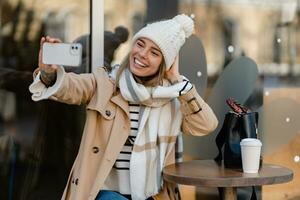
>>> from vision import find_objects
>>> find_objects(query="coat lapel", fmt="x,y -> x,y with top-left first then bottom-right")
87,85 -> 129,119
111,92 -> 130,118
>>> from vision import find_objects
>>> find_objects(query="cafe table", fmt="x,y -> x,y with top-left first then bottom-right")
163,160 -> 293,200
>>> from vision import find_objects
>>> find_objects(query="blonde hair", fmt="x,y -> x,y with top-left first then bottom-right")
114,53 -> 166,93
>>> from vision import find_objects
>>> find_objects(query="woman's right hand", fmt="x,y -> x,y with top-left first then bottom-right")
38,36 -> 62,73
38,36 -> 62,86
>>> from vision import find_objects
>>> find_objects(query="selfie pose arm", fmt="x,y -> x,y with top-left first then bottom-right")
29,36 -> 97,105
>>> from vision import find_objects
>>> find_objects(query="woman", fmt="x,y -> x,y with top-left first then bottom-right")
29,14 -> 218,200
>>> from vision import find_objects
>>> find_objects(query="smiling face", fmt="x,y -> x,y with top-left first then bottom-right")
129,38 -> 163,77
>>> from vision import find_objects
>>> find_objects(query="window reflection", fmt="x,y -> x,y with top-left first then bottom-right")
0,0 -> 299,199
0,0 -> 89,199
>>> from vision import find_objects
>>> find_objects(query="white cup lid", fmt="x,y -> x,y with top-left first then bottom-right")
240,138 -> 262,147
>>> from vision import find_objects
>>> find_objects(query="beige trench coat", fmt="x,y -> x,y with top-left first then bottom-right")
35,67 -> 218,200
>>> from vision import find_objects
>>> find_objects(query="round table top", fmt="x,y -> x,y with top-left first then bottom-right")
163,160 -> 293,187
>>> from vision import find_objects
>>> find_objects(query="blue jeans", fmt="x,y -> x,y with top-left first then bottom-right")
95,190 -> 129,200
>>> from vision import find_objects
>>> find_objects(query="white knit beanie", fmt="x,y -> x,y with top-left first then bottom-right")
132,14 -> 194,70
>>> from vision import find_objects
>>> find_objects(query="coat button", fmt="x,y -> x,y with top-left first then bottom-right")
92,146 -> 99,153
75,178 -> 79,185
105,110 -> 111,117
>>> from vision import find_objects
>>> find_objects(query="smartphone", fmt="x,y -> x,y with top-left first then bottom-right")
42,42 -> 82,67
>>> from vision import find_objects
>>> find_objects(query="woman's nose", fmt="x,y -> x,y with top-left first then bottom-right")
138,48 -> 148,59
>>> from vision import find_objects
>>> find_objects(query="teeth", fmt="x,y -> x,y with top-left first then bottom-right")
135,58 -> 147,67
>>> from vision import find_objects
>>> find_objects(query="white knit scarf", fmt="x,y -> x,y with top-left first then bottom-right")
119,68 -> 192,200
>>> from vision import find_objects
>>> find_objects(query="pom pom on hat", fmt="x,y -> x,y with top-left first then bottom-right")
174,14 -> 194,38
132,14 -> 194,70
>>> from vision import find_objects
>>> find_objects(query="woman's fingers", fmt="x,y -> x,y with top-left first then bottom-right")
39,37 -> 45,68
45,36 -> 62,43
172,55 -> 179,70
38,36 -> 61,72
167,55 -> 179,74
41,36 -> 62,45
165,55 -> 182,83
53,38 -> 62,43
40,37 -> 46,46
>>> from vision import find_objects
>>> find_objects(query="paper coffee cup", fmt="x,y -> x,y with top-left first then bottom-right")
240,138 -> 262,173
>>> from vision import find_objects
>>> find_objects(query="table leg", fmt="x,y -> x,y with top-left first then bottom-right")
222,187 -> 237,200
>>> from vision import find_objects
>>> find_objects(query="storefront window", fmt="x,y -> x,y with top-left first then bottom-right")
0,0 -> 299,199
104,0 -> 300,199
0,0 -> 89,199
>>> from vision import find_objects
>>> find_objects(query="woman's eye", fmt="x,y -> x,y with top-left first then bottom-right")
151,51 -> 159,56
137,42 -> 143,47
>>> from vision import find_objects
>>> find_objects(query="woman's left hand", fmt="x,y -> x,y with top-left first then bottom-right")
165,55 -> 182,84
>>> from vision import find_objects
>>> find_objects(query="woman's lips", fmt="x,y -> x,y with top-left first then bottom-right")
134,58 -> 148,68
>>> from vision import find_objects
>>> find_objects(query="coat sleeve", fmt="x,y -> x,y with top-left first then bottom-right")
29,66 -> 97,105
178,86 -> 218,136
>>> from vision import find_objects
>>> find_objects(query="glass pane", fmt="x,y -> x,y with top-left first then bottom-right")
104,0 -> 299,199
0,0 -> 90,199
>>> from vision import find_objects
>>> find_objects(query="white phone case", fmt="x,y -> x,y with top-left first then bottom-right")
42,43 -> 82,67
